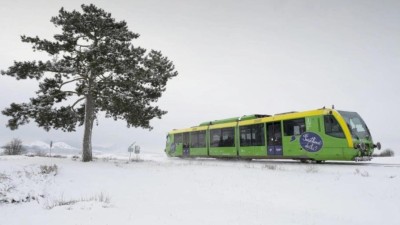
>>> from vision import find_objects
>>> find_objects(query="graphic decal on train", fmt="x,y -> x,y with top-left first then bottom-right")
300,132 -> 323,152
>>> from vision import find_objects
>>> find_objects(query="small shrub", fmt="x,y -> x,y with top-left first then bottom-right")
51,155 -> 66,159
305,165 -> 319,173
354,168 -> 370,177
40,165 -> 58,175
0,173 -> 10,182
35,150 -> 47,157
45,193 -> 111,209
25,153 -> 35,157
379,149 -> 395,157
263,164 -> 277,170
130,157 -> 143,162
45,195 -> 77,209
361,171 -> 369,177
244,164 -> 255,169
91,192 -> 111,204
1,138 -> 26,155
102,156 -> 117,162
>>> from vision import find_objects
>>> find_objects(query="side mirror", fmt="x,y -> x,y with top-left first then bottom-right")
374,142 -> 381,150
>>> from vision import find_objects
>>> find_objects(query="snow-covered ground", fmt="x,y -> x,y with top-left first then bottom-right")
1,153 -> 399,225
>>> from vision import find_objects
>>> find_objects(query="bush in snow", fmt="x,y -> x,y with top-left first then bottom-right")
354,168 -> 370,177
1,138 -> 26,155
45,192 -> 111,209
51,155 -> 66,159
263,164 -> 277,170
35,150 -> 47,157
40,165 -> 58,175
373,148 -> 395,157
379,149 -> 395,157
305,165 -> 319,173
0,166 -> 54,204
0,173 -> 13,200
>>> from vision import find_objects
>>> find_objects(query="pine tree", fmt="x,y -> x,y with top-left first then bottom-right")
1,4 -> 178,162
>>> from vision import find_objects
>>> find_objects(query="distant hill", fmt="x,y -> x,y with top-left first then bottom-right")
23,141 -> 121,155
23,141 -> 80,155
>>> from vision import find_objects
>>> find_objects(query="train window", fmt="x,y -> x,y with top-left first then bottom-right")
283,118 -> 305,136
222,128 -> 235,147
210,128 -> 235,147
174,133 -> 183,144
183,133 -> 190,148
190,131 -> 206,148
198,131 -> 206,148
210,129 -> 221,147
240,126 -> 252,146
240,124 -> 265,146
190,132 -> 199,148
324,115 -> 345,138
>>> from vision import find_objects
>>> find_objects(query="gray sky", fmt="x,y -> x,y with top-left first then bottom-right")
0,0 -> 399,153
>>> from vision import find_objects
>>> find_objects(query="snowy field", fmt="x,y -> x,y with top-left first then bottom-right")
1,153 -> 399,225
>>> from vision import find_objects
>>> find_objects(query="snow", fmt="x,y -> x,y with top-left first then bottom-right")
1,154 -> 399,225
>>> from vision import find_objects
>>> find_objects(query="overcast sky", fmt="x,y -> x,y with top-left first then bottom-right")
0,0 -> 399,154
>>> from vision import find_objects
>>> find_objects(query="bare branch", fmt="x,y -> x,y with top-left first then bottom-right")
64,91 -> 78,95
77,44 -> 91,48
61,78 -> 85,88
71,97 -> 85,109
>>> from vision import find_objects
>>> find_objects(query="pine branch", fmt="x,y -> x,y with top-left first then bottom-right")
1,61 -> 51,80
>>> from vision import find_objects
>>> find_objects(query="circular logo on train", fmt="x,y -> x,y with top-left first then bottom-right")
300,132 -> 323,152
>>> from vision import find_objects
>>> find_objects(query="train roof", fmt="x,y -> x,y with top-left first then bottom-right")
199,114 -> 270,126
169,108 -> 337,134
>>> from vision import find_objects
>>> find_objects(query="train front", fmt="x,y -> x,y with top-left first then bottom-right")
338,110 -> 381,161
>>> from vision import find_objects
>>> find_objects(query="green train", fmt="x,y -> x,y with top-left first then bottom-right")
165,108 -> 381,162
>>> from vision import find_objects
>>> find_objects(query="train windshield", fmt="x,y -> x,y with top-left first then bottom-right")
338,111 -> 371,139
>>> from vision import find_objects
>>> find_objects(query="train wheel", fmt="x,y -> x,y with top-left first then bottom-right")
316,160 -> 325,164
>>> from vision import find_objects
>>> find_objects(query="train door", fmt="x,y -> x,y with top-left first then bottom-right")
266,122 -> 283,156
183,132 -> 190,156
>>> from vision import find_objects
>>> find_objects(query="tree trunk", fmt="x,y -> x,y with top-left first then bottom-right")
82,91 -> 95,162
